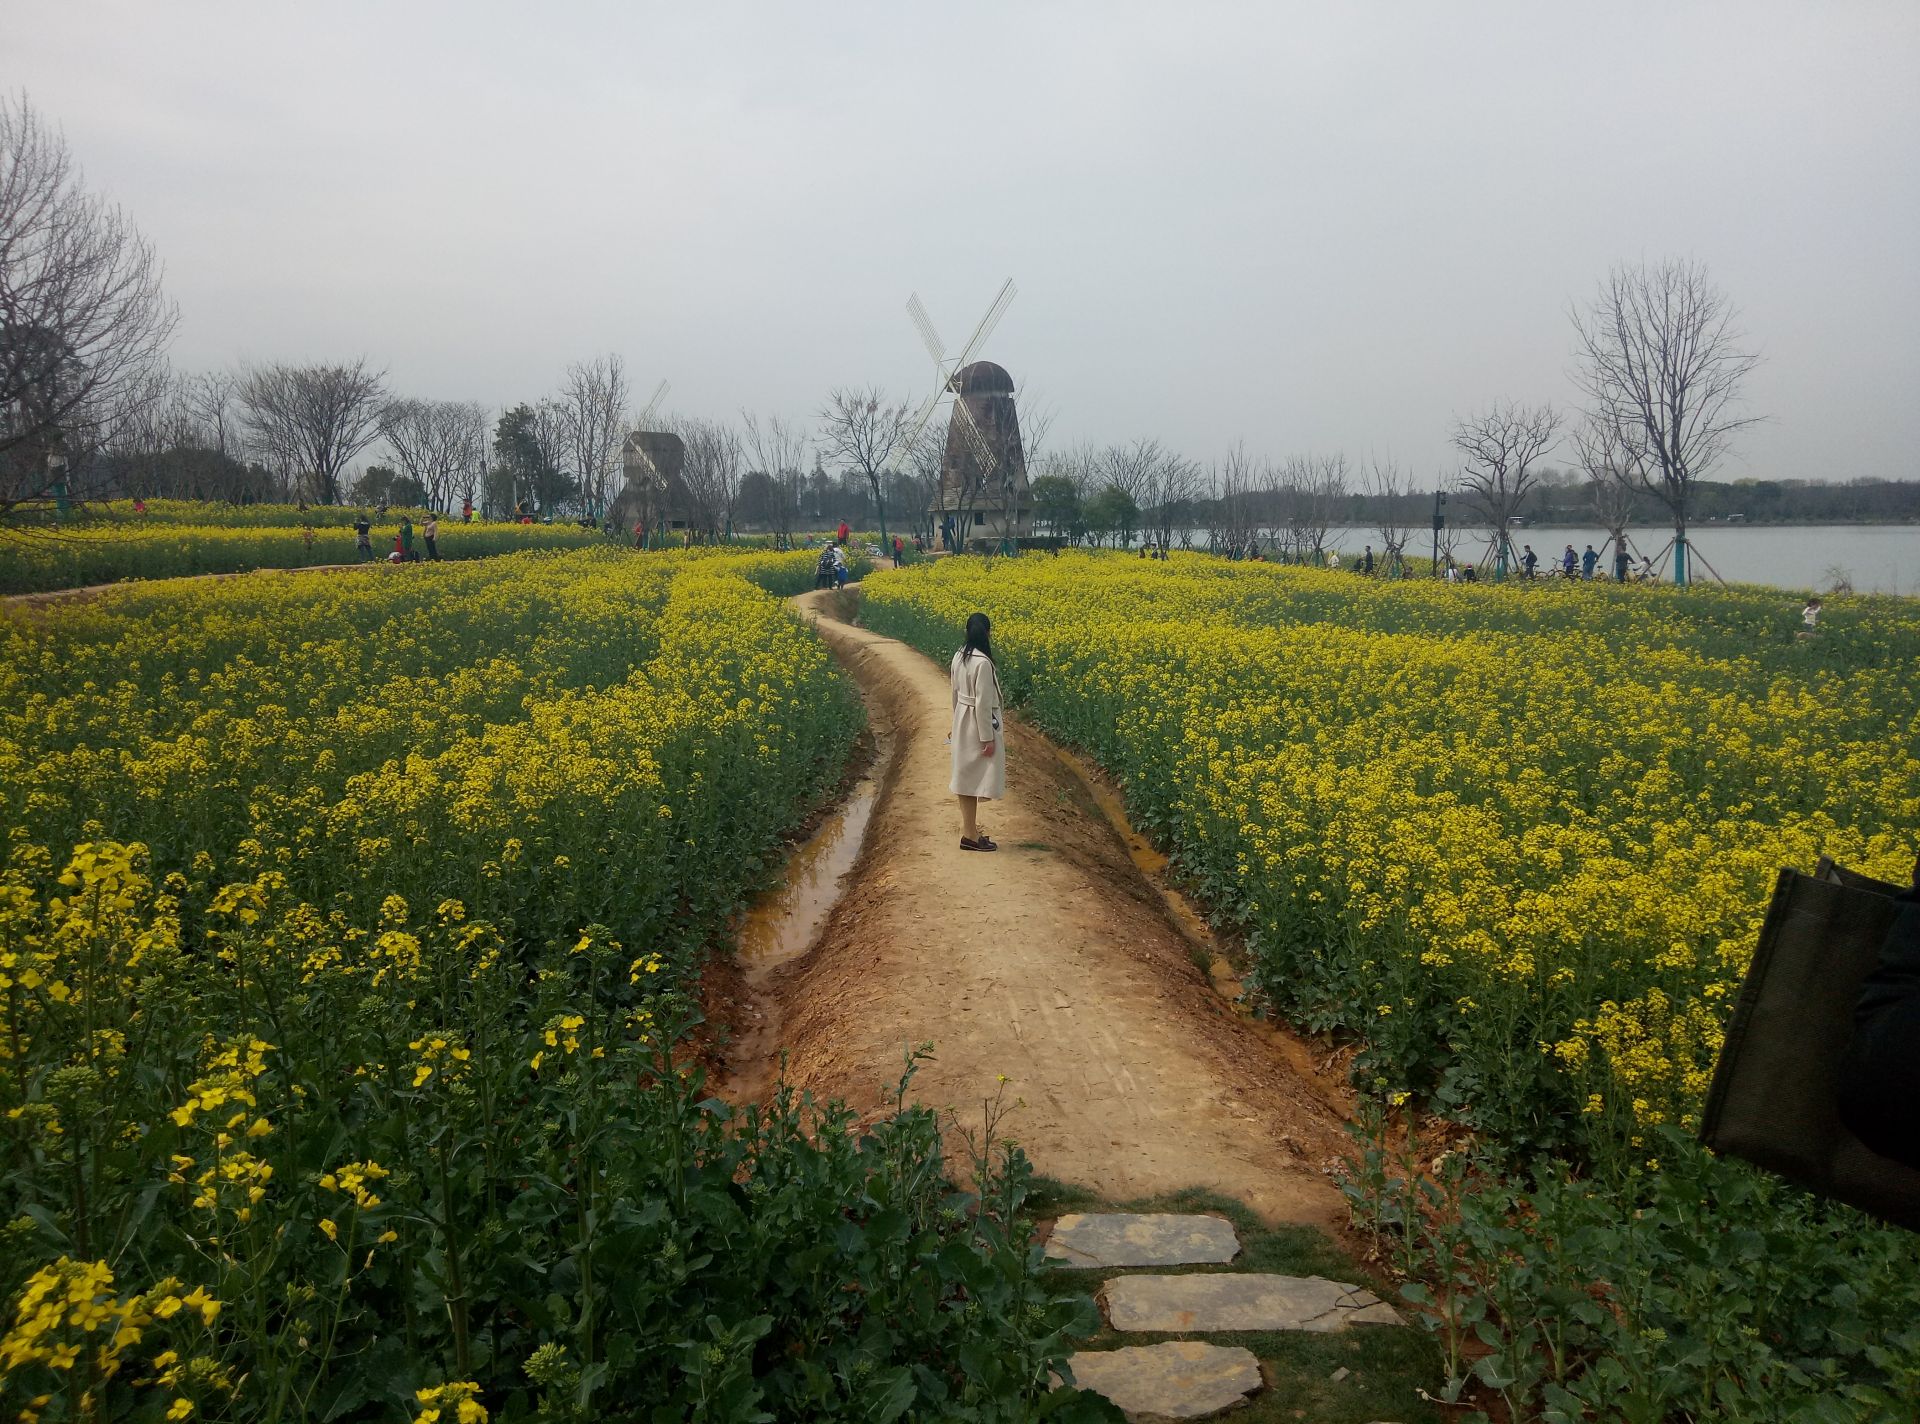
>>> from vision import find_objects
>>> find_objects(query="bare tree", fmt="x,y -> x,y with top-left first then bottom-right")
1570,412 -> 1642,580
185,370 -> 242,462
741,410 -> 809,548
382,398 -> 489,513
1,94 -> 179,514
677,416 -> 745,540
557,355 -> 629,520
1364,455 -> 1415,577
902,422 -> 946,544
1015,382 -> 1056,473
98,363 -> 181,499
1277,452 -> 1348,563
1046,442 -> 1093,501
531,400 -> 577,512
1141,445 -> 1202,553
1097,437 -> 1163,506
1210,442 -> 1263,558
1571,258 -> 1761,586
238,359 -> 387,504
1450,401 -> 1561,578
817,386 -> 913,551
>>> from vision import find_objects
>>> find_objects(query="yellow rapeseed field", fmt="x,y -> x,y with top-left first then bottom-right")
867,551 -> 1920,1418
0,516 -> 601,595
0,547 -> 892,1419
863,552 -> 1920,1152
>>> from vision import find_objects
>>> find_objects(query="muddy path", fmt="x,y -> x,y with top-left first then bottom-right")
723,588 -> 1351,1226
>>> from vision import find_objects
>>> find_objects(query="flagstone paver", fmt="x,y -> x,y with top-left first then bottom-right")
1062,1341 -> 1263,1418
1046,1213 -> 1240,1269
1105,1272 -> 1400,1334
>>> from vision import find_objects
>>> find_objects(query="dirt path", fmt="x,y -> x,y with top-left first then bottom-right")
745,590 -> 1350,1226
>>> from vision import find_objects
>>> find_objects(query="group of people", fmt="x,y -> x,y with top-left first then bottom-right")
813,542 -> 850,589
1516,542 -> 1654,583
355,511 -> 440,563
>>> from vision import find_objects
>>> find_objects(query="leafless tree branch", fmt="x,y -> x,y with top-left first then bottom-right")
817,385 -> 913,547
381,397 -> 489,513
1,93 -> 179,514
557,354 -> 629,518
741,410 -> 809,547
1571,257 -> 1762,570
238,358 -> 387,504
1450,400 -> 1562,573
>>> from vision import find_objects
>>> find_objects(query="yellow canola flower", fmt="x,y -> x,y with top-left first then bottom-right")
415,1380 -> 488,1424
0,1259 -> 219,1383
862,551 -> 1920,1138
0,544 -> 859,1357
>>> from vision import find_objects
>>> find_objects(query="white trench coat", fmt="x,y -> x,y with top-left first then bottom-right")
948,648 -> 1007,799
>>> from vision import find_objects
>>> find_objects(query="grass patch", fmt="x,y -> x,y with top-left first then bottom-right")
1030,1180 -> 1443,1424
1015,840 -> 1054,851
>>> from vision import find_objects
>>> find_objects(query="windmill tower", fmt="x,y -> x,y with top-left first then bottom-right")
896,281 -> 1030,552
610,382 -> 687,544
931,362 -> 1029,550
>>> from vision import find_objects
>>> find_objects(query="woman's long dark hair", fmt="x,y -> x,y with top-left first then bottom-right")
962,612 -> 993,665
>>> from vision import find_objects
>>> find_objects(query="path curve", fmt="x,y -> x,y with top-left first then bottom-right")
756,590 -> 1349,1225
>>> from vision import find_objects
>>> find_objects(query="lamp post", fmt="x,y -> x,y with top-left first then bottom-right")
1431,488 -> 1447,575
48,436 -> 70,517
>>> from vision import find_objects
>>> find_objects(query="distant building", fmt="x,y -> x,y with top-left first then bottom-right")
928,361 -> 1031,548
612,430 -> 691,533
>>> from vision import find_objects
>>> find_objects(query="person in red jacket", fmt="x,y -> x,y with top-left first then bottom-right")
837,519 -> 849,545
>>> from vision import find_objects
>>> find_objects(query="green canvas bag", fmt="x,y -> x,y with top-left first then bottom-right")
1699,866 -> 1920,1232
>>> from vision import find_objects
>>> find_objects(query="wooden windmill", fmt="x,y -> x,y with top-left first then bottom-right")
889,280 -> 1031,551
615,381 -> 682,544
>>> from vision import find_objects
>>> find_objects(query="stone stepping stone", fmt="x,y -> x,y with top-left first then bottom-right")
1061,1341 -> 1262,1419
1105,1273 -> 1400,1334
1045,1213 -> 1240,1269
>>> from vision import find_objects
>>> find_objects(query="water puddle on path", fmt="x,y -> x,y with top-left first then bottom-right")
720,698 -> 893,1103
736,756 -> 882,974
738,593 -> 890,977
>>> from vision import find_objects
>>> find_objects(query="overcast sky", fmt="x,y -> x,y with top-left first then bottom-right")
12,2 -> 1919,483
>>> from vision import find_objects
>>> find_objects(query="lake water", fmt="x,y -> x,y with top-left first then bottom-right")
1312,524 -> 1920,595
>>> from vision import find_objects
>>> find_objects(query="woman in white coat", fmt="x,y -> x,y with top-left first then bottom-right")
949,612 -> 1006,851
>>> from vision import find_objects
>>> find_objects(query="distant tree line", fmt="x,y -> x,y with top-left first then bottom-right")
1521,474 -> 1920,525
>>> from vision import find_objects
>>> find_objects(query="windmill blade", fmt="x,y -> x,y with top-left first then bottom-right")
950,278 -> 1016,374
879,388 -> 948,478
624,432 -> 666,490
949,393 -> 999,478
906,294 -> 947,372
960,418 -> 998,481
638,380 -> 670,429
903,387 -> 944,444
625,381 -> 673,493
936,393 -> 998,495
